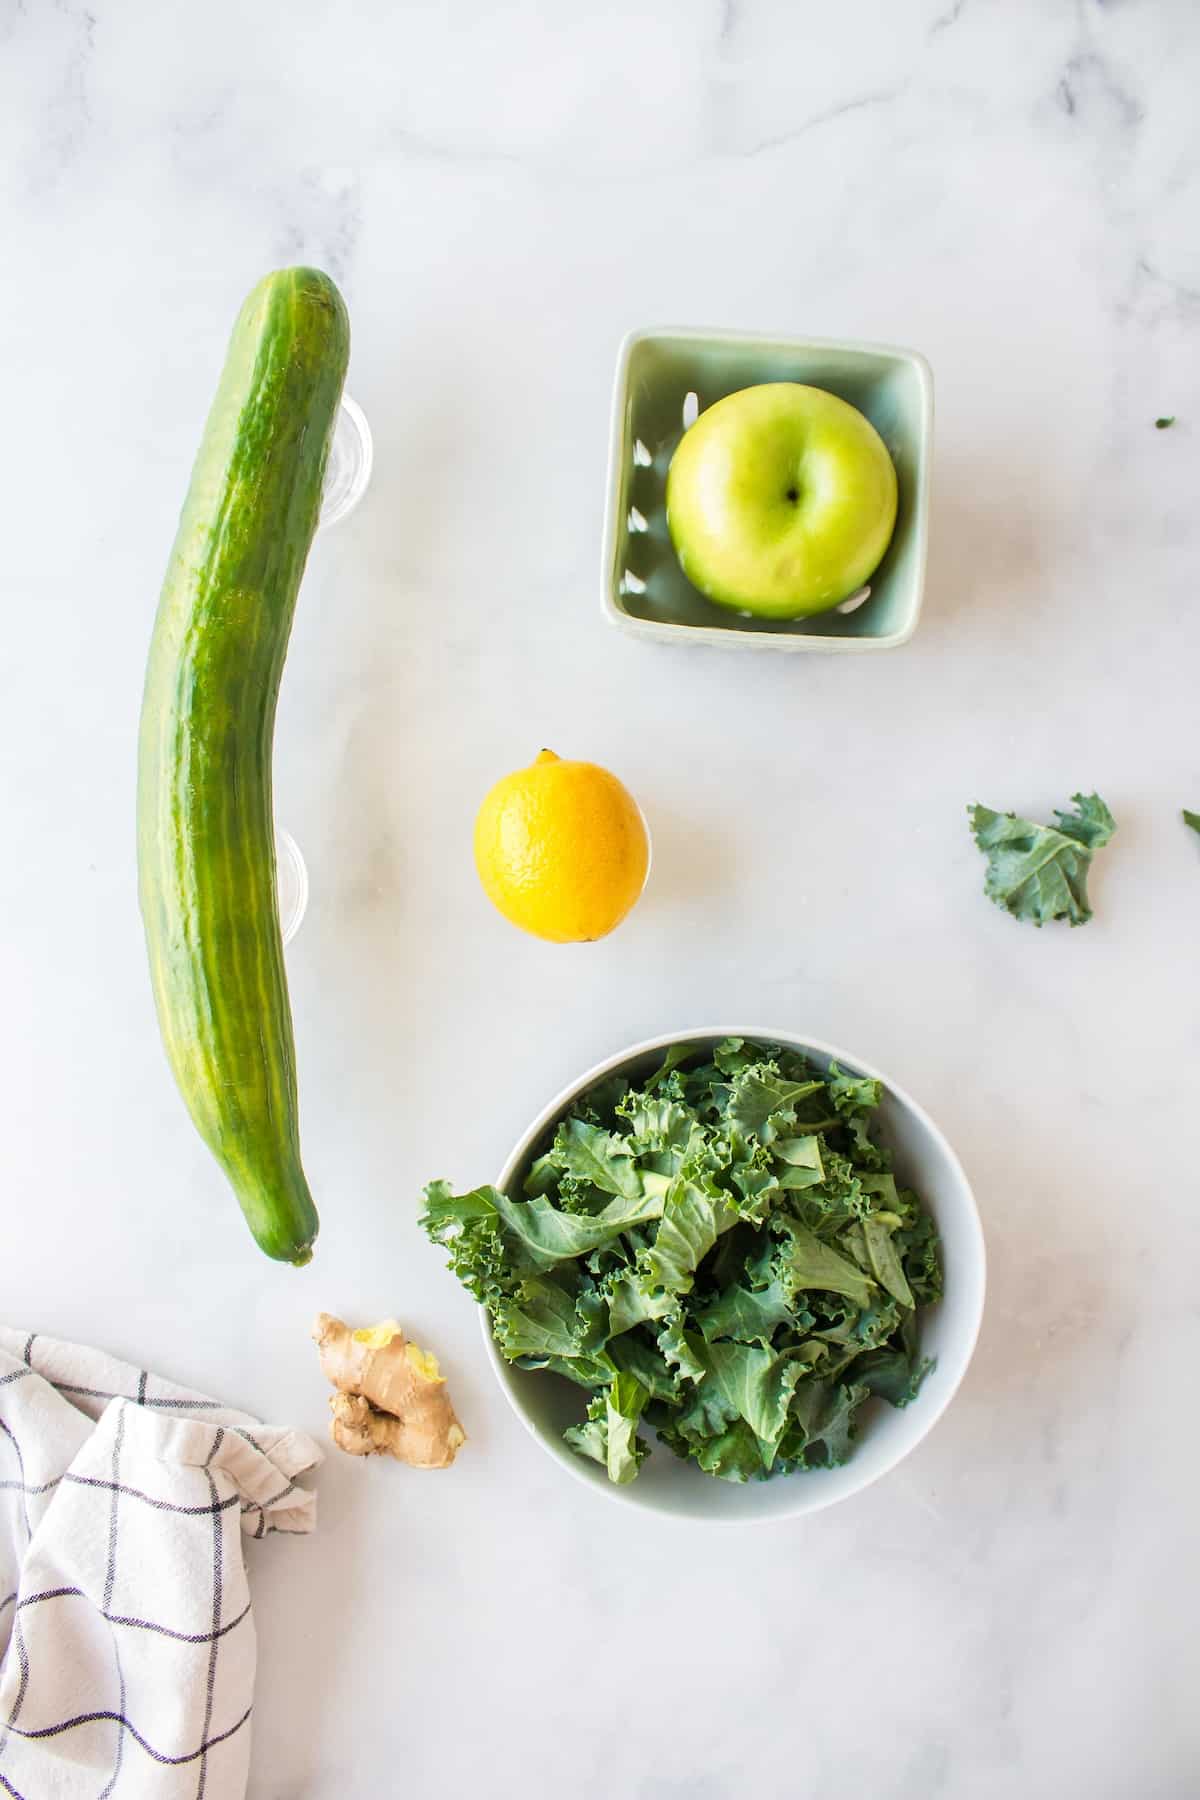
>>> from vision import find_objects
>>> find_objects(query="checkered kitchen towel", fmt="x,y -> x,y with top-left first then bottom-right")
0,1327 -> 321,1798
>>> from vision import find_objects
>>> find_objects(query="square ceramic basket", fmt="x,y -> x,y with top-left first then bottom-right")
602,328 -> 933,653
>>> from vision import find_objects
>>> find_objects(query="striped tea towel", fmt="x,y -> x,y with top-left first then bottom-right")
0,1327 -> 322,1799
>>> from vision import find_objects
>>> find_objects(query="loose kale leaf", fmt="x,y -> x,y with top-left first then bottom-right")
783,1379 -> 869,1469
712,1036 -> 760,1076
826,1065 -> 882,1115
844,1112 -> 890,1172
851,1346 -> 934,1408
968,792 -> 1115,926
491,1274 -> 607,1363
422,1179 -> 668,1273
690,1419 -> 769,1483
656,1316 -> 707,1386
421,1178 -> 503,1235
773,1216 -> 878,1309
513,1352 -> 614,1390
841,1216 -> 914,1309
772,1136 -> 825,1182
616,1092 -> 695,1153
603,1373 -> 650,1484
562,1406 -> 606,1466
420,1180 -> 525,1305
1184,810 -> 1200,837
898,1210 -> 943,1304
605,1269 -> 675,1337
655,1414 -> 767,1483
702,1339 -> 827,1470
642,1043 -> 696,1092
727,1155 -> 782,1222
540,1118 -> 646,1200
565,1373 -> 650,1485
421,1039 -> 942,1486
727,1068 -> 824,1141
608,1331 -> 681,1402
692,1266 -> 795,1347
574,1072 -> 632,1126
643,1178 -> 740,1295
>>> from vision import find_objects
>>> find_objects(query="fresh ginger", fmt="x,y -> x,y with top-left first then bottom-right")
312,1314 -> 466,1469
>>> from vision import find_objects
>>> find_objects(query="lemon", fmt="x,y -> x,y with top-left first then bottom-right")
474,750 -> 650,943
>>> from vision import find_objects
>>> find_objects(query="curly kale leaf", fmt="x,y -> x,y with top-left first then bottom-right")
564,1372 -> 649,1485
968,792 -> 1115,926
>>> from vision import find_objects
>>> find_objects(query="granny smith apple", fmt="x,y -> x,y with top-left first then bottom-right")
664,382 -> 898,618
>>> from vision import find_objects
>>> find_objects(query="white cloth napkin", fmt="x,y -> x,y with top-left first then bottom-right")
0,1327 -> 321,1799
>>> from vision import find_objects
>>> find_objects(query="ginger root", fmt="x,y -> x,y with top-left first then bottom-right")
312,1314 -> 466,1469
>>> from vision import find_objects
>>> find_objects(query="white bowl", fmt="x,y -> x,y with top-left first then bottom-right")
481,1027 -> 985,1523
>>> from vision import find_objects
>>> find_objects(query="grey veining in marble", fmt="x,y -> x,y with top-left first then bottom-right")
1,2 -> 1198,1796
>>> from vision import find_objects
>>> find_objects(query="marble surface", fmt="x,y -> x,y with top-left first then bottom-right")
2,2 -> 1198,1794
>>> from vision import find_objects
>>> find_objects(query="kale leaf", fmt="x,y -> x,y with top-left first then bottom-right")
968,792 -> 1115,926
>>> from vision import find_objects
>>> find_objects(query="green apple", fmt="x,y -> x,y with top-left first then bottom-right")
664,382 -> 898,619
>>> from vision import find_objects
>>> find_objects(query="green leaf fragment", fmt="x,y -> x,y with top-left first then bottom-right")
968,792 -> 1115,926
643,1179 -> 740,1295
692,1272 -> 795,1347
642,1042 -> 696,1092
544,1117 -> 645,1200
774,1215 -> 878,1308
852,1347 -> 935,1407
865,1218 -> 914,1306
565,1373 -> 649,1484
727,1068 -> 824,1141
784,1379 -> 868,1468
773,1135 -> 825,1176
656,1316 -> 707,1385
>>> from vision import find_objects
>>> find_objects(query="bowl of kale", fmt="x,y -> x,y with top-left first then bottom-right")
421,1030 -> 985,1521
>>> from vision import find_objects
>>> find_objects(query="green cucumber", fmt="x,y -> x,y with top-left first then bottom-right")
137,267 -> 349,1264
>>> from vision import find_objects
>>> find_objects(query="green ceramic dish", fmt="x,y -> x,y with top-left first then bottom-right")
602,328 -> 933,653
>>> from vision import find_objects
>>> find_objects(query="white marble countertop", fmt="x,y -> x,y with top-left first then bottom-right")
2,2 -> 1198,1795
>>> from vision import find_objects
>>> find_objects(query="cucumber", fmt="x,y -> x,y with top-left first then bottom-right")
137,268 -> 349,1264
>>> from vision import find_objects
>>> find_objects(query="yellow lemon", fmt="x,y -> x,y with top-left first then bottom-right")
474,750 -> 650,943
